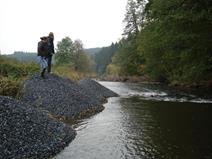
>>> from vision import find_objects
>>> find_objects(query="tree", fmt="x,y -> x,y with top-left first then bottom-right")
138,0 -> 212,82
95,43 -> 119,75
123,0 -> 147,36
55,37 -> 74,66
73,40 -> 84,71
73,40 -> 93,72
110,37 -> 144,76
110,0 -> 146,76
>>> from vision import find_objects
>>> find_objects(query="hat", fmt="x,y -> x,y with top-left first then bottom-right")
40,36 -> 48,40
49,32 -> 54,38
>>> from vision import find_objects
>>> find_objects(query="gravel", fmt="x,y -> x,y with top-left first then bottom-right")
20,74 -> 118,119
78,78 -> 118,101
0,96 -> 76,159
0,73 -> 118,158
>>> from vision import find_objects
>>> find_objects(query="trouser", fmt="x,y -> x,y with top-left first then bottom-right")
47,55 -> 52,73
37,56 -> 48,78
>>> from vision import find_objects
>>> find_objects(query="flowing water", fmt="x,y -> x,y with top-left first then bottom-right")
55,81 -> 212,159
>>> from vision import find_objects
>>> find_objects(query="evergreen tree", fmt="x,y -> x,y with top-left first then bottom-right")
123,0 -> 146,36
95,43 -> 119,75
138,0 -> 212,82
110,0 -> 146,76
109,0 -> 212,85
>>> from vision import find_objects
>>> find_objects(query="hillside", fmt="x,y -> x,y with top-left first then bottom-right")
5,51 -> 37,62
84,47 -> 102,55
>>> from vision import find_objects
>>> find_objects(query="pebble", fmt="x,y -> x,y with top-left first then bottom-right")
0,73 -> 118,158
20,74 -> 118,119
0,96 -> 76,159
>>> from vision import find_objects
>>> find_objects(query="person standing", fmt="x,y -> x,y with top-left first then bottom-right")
47,32 -> 55,73
37,36 -> 49,78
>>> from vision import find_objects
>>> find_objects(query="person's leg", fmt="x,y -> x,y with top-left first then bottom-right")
47,56 -> 52,73
38,56 -> 48,78
41,68 -> 46,78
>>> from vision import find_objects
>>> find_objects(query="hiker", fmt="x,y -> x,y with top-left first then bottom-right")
37,36 -> 49,78
47,32 -> 55,73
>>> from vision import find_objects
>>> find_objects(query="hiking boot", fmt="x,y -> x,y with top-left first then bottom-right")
41,68 -> 46,79
41,73 -> 45,79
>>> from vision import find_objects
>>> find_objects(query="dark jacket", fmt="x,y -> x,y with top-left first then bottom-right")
47,37 -> 54,56
37,41 -> 49,57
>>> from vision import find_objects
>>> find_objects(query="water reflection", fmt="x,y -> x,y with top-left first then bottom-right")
120,97 -> 212,158
55,82 -> 212,159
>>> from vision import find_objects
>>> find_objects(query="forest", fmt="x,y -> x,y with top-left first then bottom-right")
103,0 -> 212,85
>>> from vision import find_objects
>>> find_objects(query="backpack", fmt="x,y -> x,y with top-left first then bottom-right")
37,41 -> 48,57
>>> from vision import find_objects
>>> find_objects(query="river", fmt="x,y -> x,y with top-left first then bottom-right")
55,81 -> 212,159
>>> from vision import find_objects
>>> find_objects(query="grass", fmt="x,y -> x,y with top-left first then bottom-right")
53,65 -> 96,81
0,56 -> 39,97
0,56 -> 96,97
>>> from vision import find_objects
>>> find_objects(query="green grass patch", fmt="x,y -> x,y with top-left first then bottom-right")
0,55 -> 39,97
53,65 -> 96,81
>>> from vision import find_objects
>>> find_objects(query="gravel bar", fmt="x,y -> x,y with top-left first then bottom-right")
20,74 -> 118,119
0,73 -> 118,158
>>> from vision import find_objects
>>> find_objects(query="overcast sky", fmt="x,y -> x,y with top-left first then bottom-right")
0,0 -> 128,54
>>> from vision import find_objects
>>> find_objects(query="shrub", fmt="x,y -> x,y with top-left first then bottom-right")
54,65 -> 96,81
0,56 -> 39,78
0,76 -> 20,97
0,55 -> 40,97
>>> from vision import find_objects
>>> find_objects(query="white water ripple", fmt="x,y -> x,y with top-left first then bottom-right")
99,81 -> 212,104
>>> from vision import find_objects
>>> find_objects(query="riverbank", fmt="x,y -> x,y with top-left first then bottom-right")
0,73 -> 118,158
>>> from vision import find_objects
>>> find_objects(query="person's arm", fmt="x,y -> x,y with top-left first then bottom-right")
52,42 -> 55,54
37,42 -> 42,56
50,38 -> 55,54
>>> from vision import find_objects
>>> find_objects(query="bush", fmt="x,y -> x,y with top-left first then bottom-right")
0,56 -> 39,78
0,76 -> 20,97
54,65 -> 96,81
0,56 -> 40,97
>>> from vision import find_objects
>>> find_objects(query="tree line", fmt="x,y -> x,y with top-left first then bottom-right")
55,37 -> 119,76
107,0 -> 212,84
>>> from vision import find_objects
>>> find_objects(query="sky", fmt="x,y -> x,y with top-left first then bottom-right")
0,0 -> 128,54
